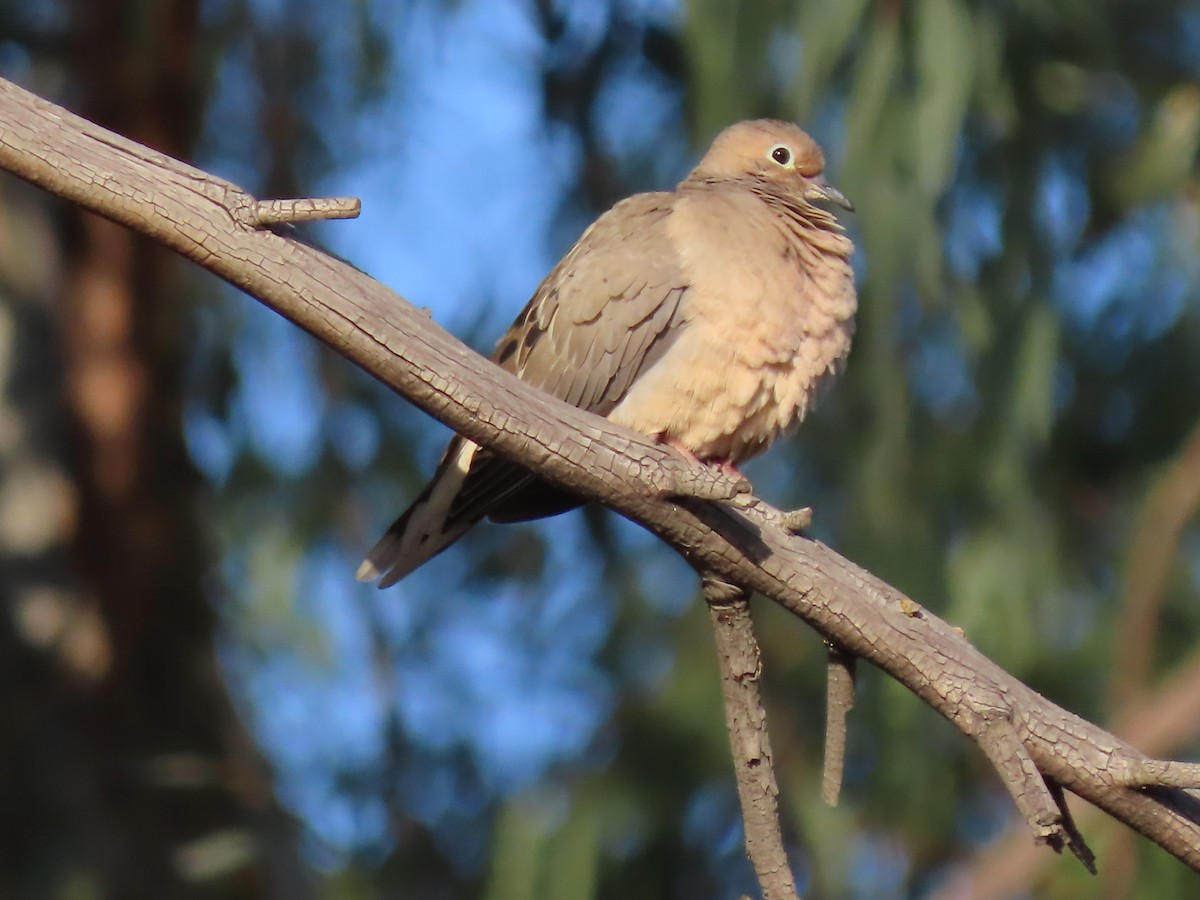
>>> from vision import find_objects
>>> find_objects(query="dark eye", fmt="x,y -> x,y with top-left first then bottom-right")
770,145 -> 792,166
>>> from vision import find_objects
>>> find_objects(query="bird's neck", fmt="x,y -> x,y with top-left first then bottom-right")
681,177 -> 851,253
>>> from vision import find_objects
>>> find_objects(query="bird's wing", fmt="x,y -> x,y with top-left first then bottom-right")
358,192 -> 691,585
454,192 -> 691,524
494,192 -> 689,411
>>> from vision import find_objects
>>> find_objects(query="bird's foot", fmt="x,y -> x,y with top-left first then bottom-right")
663,438 -> 703,465
665,440 -> 752,486
662,439 -> 753,499
716,458 -> 746,481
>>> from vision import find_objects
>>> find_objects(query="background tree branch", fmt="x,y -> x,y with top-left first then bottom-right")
702,573 -> 797,900
4,75 -> 1200,878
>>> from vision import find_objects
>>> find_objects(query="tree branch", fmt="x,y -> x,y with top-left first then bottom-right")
702,573 -> 798,900
1110,418 -> 1200,712
4,76 -> 1200,876
936,644 -> 1200,898
821,642 -> 855,808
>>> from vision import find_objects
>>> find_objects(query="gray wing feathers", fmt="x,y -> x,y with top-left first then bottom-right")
358,192 -> 690,585
500,193 -> 688,414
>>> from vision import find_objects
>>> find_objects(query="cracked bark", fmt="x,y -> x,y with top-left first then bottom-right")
702,573 -> 798,900
822,642 -> 855,808
4,76 -> 1200,879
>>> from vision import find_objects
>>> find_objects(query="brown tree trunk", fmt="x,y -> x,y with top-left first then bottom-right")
0,2 -> 310,897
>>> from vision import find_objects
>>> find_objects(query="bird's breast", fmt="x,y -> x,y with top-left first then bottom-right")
608,190 -> 856,462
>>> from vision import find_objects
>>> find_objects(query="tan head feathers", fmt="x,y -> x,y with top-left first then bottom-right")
685,119 -> 852,211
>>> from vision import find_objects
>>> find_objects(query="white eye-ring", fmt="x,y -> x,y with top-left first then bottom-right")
769,144 -> 794,167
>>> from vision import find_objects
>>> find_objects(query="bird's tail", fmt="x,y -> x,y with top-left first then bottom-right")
356,438 -> 482,588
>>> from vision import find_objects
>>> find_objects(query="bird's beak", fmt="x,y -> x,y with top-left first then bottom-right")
805,176 -> 854,212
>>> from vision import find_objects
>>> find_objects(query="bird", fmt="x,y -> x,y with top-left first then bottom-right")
357,119 -> 856,587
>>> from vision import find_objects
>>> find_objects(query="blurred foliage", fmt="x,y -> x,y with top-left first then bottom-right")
678,1 -> 1200,896
5,0 -> 1200,898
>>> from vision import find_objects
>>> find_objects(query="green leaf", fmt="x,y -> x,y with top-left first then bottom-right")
912,0 -> 976,198
1009,302 -> 1059,447
483,799 -> 546,900
790,0 -> 873,116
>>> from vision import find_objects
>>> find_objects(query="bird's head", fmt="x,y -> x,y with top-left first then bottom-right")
687,119 -> 854,212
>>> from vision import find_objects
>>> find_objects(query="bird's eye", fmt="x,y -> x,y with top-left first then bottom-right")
770,144 -> 793,167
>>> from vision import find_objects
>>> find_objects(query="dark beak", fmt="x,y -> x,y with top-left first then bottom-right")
806,176 -> 854,212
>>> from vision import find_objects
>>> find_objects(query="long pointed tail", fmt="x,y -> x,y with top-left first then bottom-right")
356,439 -> 481,587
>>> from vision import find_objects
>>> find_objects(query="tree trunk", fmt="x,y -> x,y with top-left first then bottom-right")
0,2 -> 310,897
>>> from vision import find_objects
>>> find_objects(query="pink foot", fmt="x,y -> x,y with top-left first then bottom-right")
664,438 -> 745,482
716,459 -> 745,481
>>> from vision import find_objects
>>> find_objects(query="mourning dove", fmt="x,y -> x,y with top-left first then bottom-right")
358,119 -> 856,587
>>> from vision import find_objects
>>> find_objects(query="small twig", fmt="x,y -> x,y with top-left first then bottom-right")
781,507 -> 813,533
1047,780 -> 1097,874
702,572 -> 799,900
972,708 -> 1094,867
251,197 -> 361,226
822,642 -> 856,807
728,498 -> 812,534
